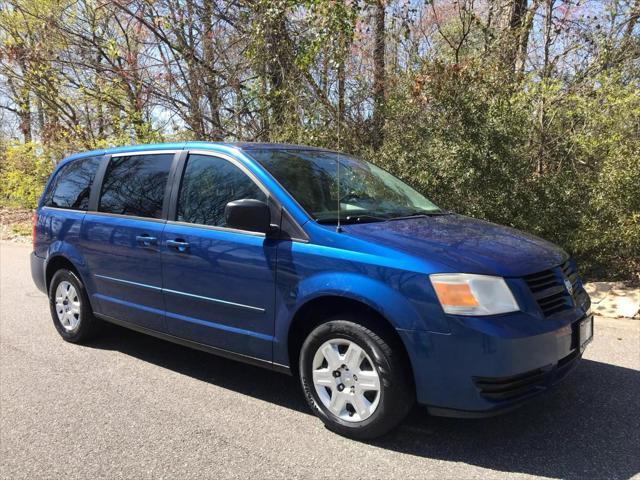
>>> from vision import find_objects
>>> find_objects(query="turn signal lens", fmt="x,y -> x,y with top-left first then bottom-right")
429,273 -> 520,316
432,282 -> 479,307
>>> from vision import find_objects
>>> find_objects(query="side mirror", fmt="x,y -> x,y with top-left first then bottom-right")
224,199 -> 271,233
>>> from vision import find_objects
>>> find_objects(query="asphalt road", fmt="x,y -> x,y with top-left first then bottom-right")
1,241 -> 639,480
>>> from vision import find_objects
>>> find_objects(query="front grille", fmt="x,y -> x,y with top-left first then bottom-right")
473,349 -> 582,401
523,259 -> 589,317
473,368 -> 548,400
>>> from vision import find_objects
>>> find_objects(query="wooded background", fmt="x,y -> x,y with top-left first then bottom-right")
0,0 -> 638,281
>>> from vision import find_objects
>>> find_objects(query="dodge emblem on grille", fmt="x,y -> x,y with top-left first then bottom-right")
564,278 -> 573,295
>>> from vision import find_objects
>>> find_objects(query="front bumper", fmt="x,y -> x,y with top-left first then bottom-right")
399,311 -> 593,416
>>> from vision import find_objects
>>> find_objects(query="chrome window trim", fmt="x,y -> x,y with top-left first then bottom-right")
40,206 -> 89,213
166,220 -> 266,238
85,211 -> 167,224
110,150 -> 179,158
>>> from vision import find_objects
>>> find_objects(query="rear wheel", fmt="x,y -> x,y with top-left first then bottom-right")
299,318 -> 414,439
49,269 -> 101,343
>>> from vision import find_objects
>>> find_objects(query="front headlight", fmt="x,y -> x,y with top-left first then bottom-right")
429,273 -> 519,316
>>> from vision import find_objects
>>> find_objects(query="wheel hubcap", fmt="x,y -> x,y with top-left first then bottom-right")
312,339 -> 381,422
55,281 -> 81,332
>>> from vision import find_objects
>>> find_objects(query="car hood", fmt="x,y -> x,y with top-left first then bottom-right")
340,214 -> 567,277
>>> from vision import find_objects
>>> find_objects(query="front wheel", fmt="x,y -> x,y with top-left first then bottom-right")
299,318 -> 414,439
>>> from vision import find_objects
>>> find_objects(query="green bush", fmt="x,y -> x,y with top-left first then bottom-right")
372,64 -> 639,282
0,142 -> 53,209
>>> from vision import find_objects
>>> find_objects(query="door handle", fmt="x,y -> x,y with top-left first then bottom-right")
135,235 -> 158,247
166,239 -> 190,253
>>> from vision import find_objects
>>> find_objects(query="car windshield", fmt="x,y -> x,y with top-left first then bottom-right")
250,149 -> 443,223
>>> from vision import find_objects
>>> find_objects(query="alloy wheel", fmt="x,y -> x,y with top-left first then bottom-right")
55,281 -> 81,331
311,338 -> 381,422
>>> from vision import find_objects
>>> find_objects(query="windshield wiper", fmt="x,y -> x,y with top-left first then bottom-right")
317,211 -> 448,225
389,210 -> 448,221
346,214 -> 388,224
317,214 -> 388,225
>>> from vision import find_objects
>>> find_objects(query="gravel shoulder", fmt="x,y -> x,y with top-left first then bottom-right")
0,208 -> 31,243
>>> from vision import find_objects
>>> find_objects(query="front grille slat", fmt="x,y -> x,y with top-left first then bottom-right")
475,371 -> 547,393
539,300 -> 566,311
528,282 -> 559,293
473,368 -> 548,400
533,285 -> 568,300
526,273 -> 557,284
523,259 -> 587,318
473,347 -> 582,401
545,304 -> 570,316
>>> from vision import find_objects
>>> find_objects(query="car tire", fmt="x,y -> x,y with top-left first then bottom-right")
299,317 -> 414,439
49,269 -> 101,343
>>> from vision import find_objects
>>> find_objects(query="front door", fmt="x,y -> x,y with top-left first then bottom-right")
161,152 -> 277,361
81,152 -> 176,332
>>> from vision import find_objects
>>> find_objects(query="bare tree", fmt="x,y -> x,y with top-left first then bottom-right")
371,0 -> 386,150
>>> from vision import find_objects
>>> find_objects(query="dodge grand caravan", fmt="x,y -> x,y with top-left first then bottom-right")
31,142 -> 593,439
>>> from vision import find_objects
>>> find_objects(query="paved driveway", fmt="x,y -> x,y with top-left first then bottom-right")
1,242 -> 638,479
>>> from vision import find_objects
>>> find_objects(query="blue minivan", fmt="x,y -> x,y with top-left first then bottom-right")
31,142 -> 593,439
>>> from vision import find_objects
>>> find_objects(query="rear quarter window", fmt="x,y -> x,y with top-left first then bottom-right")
44,156 -> 102,210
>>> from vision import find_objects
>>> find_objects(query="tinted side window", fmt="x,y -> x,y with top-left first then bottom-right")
44,156 -> 101,210
177,154 -> 266,228
99,154 -> 173,219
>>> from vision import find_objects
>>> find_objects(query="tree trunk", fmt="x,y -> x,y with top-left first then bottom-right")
17,98 -> 32,144
265,7 -> 292,132
201,0 -> 223,140
535,0 -> 556,175
541,0 -> 555,80
624,0 -> 639,40
515,0 -> 540,73
7,76 -> 32,143
497,0 -> 529,71
371,0 -> 386,150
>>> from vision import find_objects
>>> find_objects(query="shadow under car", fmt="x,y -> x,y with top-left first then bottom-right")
86,323 -> 640,480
